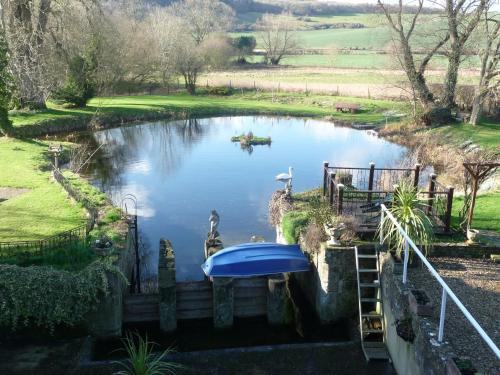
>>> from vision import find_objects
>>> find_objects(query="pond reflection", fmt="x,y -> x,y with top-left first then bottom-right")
84,116 -> 407,282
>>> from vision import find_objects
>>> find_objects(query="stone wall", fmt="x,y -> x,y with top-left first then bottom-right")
293,243 -> 357,323
158,239 -> 177,332
86,226 -> 135,339
380,252 -> 457,375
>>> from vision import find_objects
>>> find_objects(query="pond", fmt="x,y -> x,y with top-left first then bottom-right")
84,116 -> 407,282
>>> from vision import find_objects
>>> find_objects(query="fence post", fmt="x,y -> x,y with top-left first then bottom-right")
337,183 -> 345,215
323,161 -> 329,197
367,162 -> 375,202
329,173 -> 335,207
380,209 -> 385,245
438,288 -> 448,342
402,238 -> 409,284
413,163 -> 421,187
427,174 -> 437,215
444,186 -> 454,233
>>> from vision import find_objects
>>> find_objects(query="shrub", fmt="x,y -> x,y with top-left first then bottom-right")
207,86 -> 232,96
53,37 -> 100,107
53,55 -> 95,107
378,180 -> 434,258
0,260 -> 125,332
282,211 -> 309,244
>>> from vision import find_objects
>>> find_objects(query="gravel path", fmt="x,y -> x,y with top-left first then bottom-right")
408,257 -> 500,375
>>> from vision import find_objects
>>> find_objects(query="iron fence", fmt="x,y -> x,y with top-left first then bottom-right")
0,224 -> 88,258
323,162 -> 454,232
0,169 -> 98,259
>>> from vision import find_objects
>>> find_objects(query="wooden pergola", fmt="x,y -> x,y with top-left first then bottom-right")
463,162 -> 500,229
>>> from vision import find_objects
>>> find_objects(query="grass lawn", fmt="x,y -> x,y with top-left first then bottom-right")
10,91 -> 408,129
430,119 -> 500,150
452,191 -> 500,232
0,138 -> 86,242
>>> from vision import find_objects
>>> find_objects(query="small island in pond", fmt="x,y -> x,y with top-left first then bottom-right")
231,132 -> 272,146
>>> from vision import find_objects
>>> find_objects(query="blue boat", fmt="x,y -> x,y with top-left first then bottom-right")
201,242 -> 310,277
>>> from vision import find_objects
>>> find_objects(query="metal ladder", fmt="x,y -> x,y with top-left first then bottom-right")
355,246 -> 390,361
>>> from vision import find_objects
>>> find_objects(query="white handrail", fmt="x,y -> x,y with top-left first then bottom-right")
379,204 -> 500,359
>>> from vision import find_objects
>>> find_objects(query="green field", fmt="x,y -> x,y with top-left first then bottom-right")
0,138 -> 86,242
234,12 -> 481,70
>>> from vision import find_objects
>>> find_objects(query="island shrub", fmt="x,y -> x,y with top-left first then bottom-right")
0,260 -> 125,332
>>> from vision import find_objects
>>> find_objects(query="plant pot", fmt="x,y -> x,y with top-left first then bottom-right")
408,289 -> 434,317
446,357 -> 478,375
466,229 -> 479,243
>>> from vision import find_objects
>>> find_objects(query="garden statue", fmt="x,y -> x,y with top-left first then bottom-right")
209,209 -> 220,239
324,221 -> 345,246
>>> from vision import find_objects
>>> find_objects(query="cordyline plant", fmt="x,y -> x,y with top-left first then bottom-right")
114,332 -> 181,375
378,180 -> 434,259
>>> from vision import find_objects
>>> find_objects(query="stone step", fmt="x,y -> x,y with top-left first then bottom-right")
357,254 -> 378,259
359,269 -> 379,273
362,342 -> 390,360
361,298 -> 381,302
363,329 -> 384,334
361,313 -> 383,319
359,283 -> 380,288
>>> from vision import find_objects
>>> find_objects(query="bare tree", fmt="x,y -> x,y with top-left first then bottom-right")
439,0 -> 490,110
256,12 -> 299,65
469,10 -> 499,125
172,0 -> 234,45
378,0 -> 450,124
2,0 -> 104,108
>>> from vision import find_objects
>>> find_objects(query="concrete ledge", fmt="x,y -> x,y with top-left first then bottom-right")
381,252 -> 458,375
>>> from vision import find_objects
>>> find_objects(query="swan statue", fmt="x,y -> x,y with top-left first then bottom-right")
276,166 -> 293,194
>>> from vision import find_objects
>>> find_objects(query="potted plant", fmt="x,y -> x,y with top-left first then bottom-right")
378,181 -> 434,273
408,289 -> 434,317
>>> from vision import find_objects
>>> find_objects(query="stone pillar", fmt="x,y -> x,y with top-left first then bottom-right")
213,277 -> 234,329
267,273 -> 289,325
158,239 -> 176,332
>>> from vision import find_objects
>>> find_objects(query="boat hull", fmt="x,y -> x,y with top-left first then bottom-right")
202,242 -> 310,277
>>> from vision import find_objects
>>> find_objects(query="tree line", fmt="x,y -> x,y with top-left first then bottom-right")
0,0 -> 302,136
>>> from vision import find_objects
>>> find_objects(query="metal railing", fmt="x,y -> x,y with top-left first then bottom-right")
0,224 -> 88,258
379,204 -> 500,359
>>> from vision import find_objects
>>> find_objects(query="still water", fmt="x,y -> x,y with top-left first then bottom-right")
85,116 -> 407,282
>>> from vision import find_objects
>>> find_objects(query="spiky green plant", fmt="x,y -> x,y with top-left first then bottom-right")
378,180 -> 434,259
114,333 -> 180,375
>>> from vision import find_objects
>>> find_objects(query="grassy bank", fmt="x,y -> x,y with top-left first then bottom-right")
429,119 -> 500,150
10,91 -> 408,136
0,138 -> 86,242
